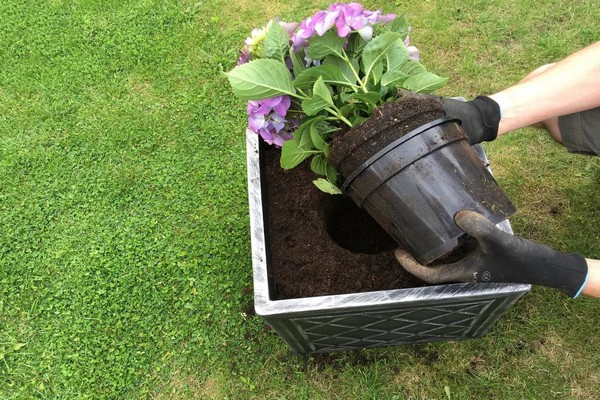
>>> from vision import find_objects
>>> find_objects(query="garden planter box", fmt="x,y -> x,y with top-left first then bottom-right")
246,130 -> 530,354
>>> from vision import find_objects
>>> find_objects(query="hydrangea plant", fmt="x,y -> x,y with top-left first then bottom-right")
226,3 -> 447,194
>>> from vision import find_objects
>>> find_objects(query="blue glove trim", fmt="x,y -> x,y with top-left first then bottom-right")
573,269 -> 589,299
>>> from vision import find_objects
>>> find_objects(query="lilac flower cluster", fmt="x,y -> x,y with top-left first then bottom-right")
238,4 -> 420,147
291,3 -> 396,50
404,34 -> 420,61
247,96 -> 293,147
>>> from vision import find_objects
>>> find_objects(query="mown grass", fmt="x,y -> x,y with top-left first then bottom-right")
0,0 -> 599,399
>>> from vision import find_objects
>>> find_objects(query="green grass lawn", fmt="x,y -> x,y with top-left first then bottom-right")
1,0 -> 599,398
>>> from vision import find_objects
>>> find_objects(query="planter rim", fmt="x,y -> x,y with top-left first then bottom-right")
253,282 -> 530,317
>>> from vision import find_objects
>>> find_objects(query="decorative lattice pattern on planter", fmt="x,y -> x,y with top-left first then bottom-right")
290,300 -> 494,352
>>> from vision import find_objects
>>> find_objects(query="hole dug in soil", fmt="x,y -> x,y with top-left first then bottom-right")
321,194 -> 396,254
263,146 -> 424,300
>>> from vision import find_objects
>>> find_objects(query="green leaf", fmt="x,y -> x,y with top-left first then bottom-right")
290,49 -> 306,77
297,120 -> 314,150
402,71 -> 449,93
399,60 -> 427,76
293,65 -> 357,89
339,103 -> 356,118
313,178 -> 342,194
361,32 -> 403,84
350,115 -> 368,126
369,61 -> 384,86
381,70 -> 409,86
346,92 -> 382,109
323,56 -> 357,86
310,155 -> 339,184
225,59 -> 296,100
386,15 -> 410,40
280,138 -> 314,169
325,158 -> 338,182
385,40 -> 410,72
263,22 -> 290,61
310,154 -> 328,175
301,77 -> 334,116
346,32 -> 367,58
305,30 -> 345,60
310,121 -> 327,150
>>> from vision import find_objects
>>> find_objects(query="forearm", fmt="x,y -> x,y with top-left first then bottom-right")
490,41 -> 600,135
582,258 -> 600,298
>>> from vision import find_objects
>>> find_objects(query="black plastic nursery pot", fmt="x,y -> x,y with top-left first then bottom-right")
341,117 -> 516,265
246,130 -> 529,355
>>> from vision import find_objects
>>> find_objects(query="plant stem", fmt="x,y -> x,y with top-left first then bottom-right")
341,48 -> 369,94
292,88 -> 310,100
325,107 -> 353,127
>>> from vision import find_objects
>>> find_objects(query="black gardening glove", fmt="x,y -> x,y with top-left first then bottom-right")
442,96 -> 501,145
395,210 -> 589,298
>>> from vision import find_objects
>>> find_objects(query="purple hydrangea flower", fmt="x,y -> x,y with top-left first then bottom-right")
247,95 -> 293,147
404,34 -> 420,61
407,45 -> 420,61
292,3 -> 396,50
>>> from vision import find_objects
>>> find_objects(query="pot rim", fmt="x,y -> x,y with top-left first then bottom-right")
341,117 -> 460,192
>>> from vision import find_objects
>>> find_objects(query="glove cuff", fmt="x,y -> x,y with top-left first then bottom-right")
528,252 -> 588,298
471,96 -> 501,142
556,253 -> 589,298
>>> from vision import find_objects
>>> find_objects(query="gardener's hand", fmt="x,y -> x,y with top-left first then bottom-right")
441,96 -> 501,145
398,91 -> 501,145
394,210 -> 589,298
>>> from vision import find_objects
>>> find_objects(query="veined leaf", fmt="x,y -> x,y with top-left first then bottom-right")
325,158 -> 338,182
323,56 -> 357,85
381,70 -> 409,86
290,49 -> 306,77
263,22 -> 290,61
226,59 -> 296,100
350,115 -> 368,126
297,116 -> 328,150
313,178 -> 342,194
339,103 -> 355,118
310,121 -> 327,150
369,61 -> 384,86
305,30 -> 345,60
301,77 -> 334,116
385,40 -> 410,72
296,120 -> 313,150
346,32 -> 367,58
345,92 -> 382,108
310,154 -> 328,176
402,71 -> 449,93
293,65 -> 357,89
385,15 -> 410,40
361,32 -> 403,84
399,60 -> 427,76
280,138 -> 314,169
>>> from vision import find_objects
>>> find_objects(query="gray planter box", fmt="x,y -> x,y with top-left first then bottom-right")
246,131 -> 530,354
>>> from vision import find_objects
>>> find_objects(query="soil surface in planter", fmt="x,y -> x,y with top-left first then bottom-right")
264,147 -> 426,300
329,94 -> 445,180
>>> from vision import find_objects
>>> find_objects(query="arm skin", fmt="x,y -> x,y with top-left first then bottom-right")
490,41 -> 600,135
495,42 -> 600,298
583,259 -> 600,297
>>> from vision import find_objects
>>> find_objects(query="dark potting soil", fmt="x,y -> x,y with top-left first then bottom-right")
263,146 -> 426,300
329,94 -> 445,179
